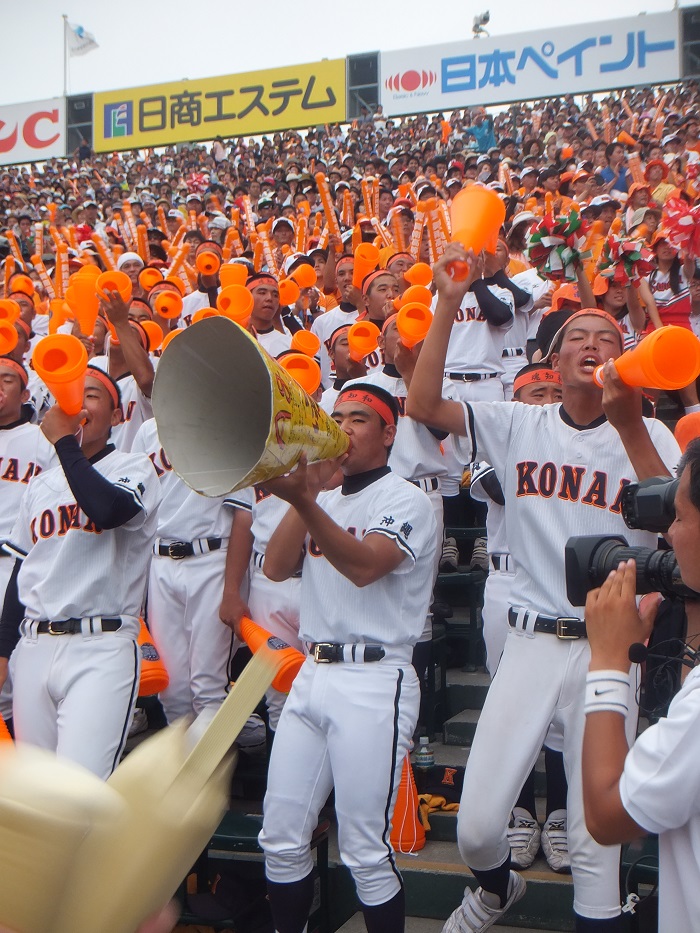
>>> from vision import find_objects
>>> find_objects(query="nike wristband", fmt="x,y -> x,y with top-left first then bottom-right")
584,670 -> 631,716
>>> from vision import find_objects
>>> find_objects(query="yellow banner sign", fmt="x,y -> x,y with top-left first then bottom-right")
94,59 -> 346,150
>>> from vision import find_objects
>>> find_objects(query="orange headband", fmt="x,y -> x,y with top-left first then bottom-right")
335,387 -> 396,425
381,312 -> 398,335
86,365 -> 121,410
362,269 -> 394,295
0,358 -> 28,387
15,319 -> 31,338
513,368 -> 562,396
336,256 -> 354,269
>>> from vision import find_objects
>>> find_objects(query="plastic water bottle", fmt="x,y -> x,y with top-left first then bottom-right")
413,736 -> 435,771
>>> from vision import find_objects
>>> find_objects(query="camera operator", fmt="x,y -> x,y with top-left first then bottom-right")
583,439 -> 700,932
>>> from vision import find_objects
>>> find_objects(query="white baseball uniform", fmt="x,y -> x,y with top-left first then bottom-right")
180,288 -> 214,328
228,483 -> 302,729
255,324 -> 292,358
90,355 -> 153,452
260,469 -> 437,907
451,400 -> 680,919
311,303 -> 361,386
6,444 -> 161,779
132,418 -> 237,729
500,270 -> 549,399
619,664 -> 700,932
0,419 -> 56,720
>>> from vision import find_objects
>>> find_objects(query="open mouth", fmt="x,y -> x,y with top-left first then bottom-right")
580,356 -> 600,374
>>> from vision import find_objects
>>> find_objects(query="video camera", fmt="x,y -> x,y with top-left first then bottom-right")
565,476 -> 700,606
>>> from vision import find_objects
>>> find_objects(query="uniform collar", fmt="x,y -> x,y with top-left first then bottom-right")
559,406 -> 607,432
89,443 -> 116,464
341,464 -> 391,496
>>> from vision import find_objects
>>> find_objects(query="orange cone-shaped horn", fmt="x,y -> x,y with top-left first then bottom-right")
140,320 -> 163,352
279,352 -> 322,395
390,754 -> 426,853
0,713 -> 10,742
240,617 -> 305,693
404,262 -> 433,286
217,285 -> 253,326
219,263 -> 249,288
348,321 -> 380,362
33,334 -> 88,416
352,243 -> 380,289
96,270 -> 132,302
278,278 -> 300,307
397,303 -> 432,348
160,329 -> 182,352
154,290 -> 183,320
9,273 -> 34,297
192,307 -> 221,324
291,330 -> 321,357
139,268 -> 164,291
617,130 -> 637,148
290,263 -> 317,288
0,320 -> 18,354
67,276 -> 100,336
674,412 -> 700,453
0,300 -> 20,324
448,186 -> 506,281
195,250 -> 221,276
398,284 -> 432,309
137,618 -> 169,697
594,326 -> 700,391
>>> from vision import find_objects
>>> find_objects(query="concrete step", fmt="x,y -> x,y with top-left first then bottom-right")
337,916 -> 567,932
443,707 -> 480,745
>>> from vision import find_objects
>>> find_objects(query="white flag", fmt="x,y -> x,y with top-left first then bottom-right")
66,21 -> 98,57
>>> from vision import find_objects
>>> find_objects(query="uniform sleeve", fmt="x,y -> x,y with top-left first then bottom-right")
110,453 -> 162,530
451,400 -> 518,475
130,419 -> 151,455
4,489 -> 33,559
619,675 -> 700,834
224,484 -> 254,512
468,460 -> 496,504
364,482 -> 437,573
646,419 -> 682,475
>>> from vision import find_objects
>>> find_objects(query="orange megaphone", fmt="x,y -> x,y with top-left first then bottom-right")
8,273 -> 34,297
404,262 -> 433,287
192,307 -> 221,324
153,290 -> 183,320
139,267 -> 164,291
448,185 -> 506,281
32,334 -> 88,416
390,754 -> 426,853
594,326 -> 700,391
96,270 -> 133,302
240,617 -> 305,693
0,713 -> 10,742
140,320 -> 163,352
66,275 -> 100,336
289,263 -> 317,288
137,618 -> 169,697
397,303 -> 432,348
278,278 -> 300,307
195,250 -> 221,276
279,352 -> 322,395
352,243 -> 380,289
0,299 -> 20,324
219,263 -> 249,288
617,131 -> 637,148
160,329 -> 182,352
291,329 -> 321,357
0,320 -> 18,354
397,284 -> 432,310
348,321 -> 380,362
217,285 -> 253,326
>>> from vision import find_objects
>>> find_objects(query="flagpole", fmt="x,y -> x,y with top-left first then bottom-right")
62,14 -> 68,96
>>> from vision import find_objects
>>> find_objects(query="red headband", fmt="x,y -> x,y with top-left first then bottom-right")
362,269 -> 394,295
86,366 -> 120,410
0,358 -> 28,387
513,368 -> 562,396
335,387 -> 396,425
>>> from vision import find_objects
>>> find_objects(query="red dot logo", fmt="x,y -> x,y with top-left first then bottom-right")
401,70 -> 421,92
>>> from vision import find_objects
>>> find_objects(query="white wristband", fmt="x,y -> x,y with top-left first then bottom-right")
584,670 -> 631,716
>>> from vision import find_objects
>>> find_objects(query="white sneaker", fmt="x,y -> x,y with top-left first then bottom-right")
440,536 -> 460,573
541,809 -> 570,873
442,870 -> 526,932
469,537 -> 489,572
236,712 -> 267,754
128,707 -> 149,738
507,807 -> 541,869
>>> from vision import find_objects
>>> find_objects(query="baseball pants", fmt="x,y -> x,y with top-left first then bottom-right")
260,654 -> 420,906
481,566 -> 515,678
455,628 -> 638,919
447,377 -> 505,404
147,548 -> 234,727
248,565 -> 302,730
0,555 -> 15,722
11,616 -> 141,780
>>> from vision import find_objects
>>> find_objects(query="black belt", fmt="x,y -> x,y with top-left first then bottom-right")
491,554 -> 512,572
502,348 -> 525,358
310,642 -> 386,663
36,618 -> 122,635
156,537 -> 223,559
410,477 -> 439,491
447,372 -> 499,382
508,607 -> 586,639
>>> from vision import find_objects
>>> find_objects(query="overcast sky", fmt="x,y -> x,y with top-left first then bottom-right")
0,0 -> 689,107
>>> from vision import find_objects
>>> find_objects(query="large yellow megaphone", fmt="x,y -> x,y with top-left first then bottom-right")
152,317 -> 348,496
0,634 -> 287,933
